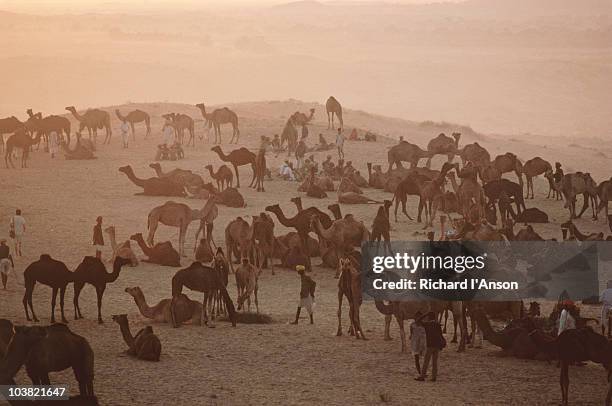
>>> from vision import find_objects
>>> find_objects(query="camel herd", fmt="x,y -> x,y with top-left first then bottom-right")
2,95 -> 612,406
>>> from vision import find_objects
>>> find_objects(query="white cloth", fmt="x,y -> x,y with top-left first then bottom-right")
279,163 -> 295,181
11,215 -> 25,236
0,258 -> 11,275
299,295 -> 314,314
410,322 -> 427,356
48,131 -> 59,155
162,125 -> 175,145
600,287 -> 612,329
558,308 -> 576,335
121,122 -> 130,144
336,133 -> 345,147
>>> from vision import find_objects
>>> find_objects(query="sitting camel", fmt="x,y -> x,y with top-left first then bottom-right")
73,256 -> 131,323
337,177 -> 363,194
125,286 -> 201,326
336,257 -> 365,339
112,314 -> 161,361
0,324 -> 95,397
338,190 -> 382,204
216,187 -> 246,208
130,233 -> 181,267
118,165 -> 186,197
105,226 -> 138,266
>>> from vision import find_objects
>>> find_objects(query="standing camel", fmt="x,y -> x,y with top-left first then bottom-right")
73,256 -> 131,323
253,137 -> 269,192
23,254 -> 74,323
163,113 -> 195,146
195,103 -> 240,144
225,217 -> 255,272
65,106 -> 112,144
492,152 -> 524,191
211,146 -> 256,188
205,164 -> 233,191
4,128 -> 42,168
426,132 -> 461,167
337,257 -> 365,339
371,200 -> 393,255
561,172 -> 598,219
147,196 -> 218,257
115,109 -> 151,139
25,109 -> 72,146
326,96 -> 343,129
523,157 -> 552,199
387,141 -> 432,171
0,116 -> 24,151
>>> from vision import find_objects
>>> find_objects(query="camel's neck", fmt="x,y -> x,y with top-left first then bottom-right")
214,150 -> 229,162
293,200 -> 303,212
473,312 -> 508,348
69,109 -> 84,122
269,209 -> 293,227
570,225 -> 588,241
206,167 -> 216,178
132,293 -> 156,319
117,319 -> 135,348
123,169 -> 145,187
151,166 -> 164,177
106,261 -> 123,283
133,236 -> 153,256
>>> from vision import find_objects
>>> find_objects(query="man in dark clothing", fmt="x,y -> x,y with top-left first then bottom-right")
554,162 -> 564,184
93,216 -> 104,259
0,239 -> 14,289
290,265 -> 316,325
295,138 -> 307,171
415,312 -> 446,382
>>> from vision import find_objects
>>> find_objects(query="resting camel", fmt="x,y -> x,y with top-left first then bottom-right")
211,146 -> 256,188
205,164 -> 233,191
0,324 -> 95,397
523,157 -> 552,199
149,162 -> 205,189
265,204 -> 333,272
65,106 -> 112,144
338,190 -> 382,205
326,96 -> 344,129
215,187 -> 246,208
104,226 -> 138,266
60,138 -> 96,160
23,255 -> 74,323
125,286 -> 202,326
171,261 -> 237,327
118,165 -> 186,196
115,109 -> 150,138
560,220 -> 604,241
196,103 -> 240,144
502,219 -> 544,241
130,233 -> 181,267
25,109 -> 72,146
337,257 -> 365,339
530,328 -> 612,406
337,177 -> 362,194
561,172 -> 598,219
235,259 -> 261,313
147,197 -> 218,256
376,300 -> 466,352
163,113 -> 195,146
112,314 -> 161,361
492,152 -> 524,189
5,128 -> 42,168
387,141 -> 432,171
426,132 -> 461,167
73,256 -> 131,324
298,172 -> 328,198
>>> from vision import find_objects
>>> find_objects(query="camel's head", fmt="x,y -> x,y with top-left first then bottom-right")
210,145 -> 222,154
124,286 -> 142,298
290,196 -> 301,205
103,225 -> 115,234
111,314 -> 128,324
195,103 -> 205,111
65,106 -> 76,112
118,165 -> 131,175
129,233 -> 143,242
265,204 -> 280,213
148,162 -> 161,170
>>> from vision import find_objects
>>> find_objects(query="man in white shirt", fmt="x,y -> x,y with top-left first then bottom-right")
10,209 -> 26,256
336,127 -> 345,160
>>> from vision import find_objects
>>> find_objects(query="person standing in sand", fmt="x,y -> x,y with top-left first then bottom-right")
92,216 -> 104,259
120,119 -> 130,148
410,311 -> 426,376
336,127 -> 345,160
9,209 -> 26,257
290,265 -> 316,325
0,239 -> 14,289
415,311 -> 446,382
48,130 -> 59,158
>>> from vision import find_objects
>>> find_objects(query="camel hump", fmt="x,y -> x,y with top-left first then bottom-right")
40,254 -> 52,261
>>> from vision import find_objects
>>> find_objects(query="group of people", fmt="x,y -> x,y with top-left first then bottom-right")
154,118 -> 184,161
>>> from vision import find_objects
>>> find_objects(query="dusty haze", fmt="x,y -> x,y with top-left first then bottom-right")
1,0 -> 610,138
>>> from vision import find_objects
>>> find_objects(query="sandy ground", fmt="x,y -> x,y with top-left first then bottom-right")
0,101 -> 611,405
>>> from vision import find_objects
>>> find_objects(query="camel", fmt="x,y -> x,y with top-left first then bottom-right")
24,110 -> 71,146
65,106 -> 112,144
337,177 -> 363,194
125,286 -> 202,326
523,157 -> 552,199
0,319 -> 13,359
130,233 -> 181,267
171,261 -> 237,327
298,172 -> 328,198
530,328 -> 612,406
310,214 -> 370,267
250,213 -> 276,275
512,207 -> 549,223
561,172 -> 598,219
0,116 -> 24,150
104,226 -> 138,266
453,163 -> 485,221
458,142 -> 490,168
147,197 -> 218,256
115,109 -> 150,138
492,152 -> 524,189
23,255 -> 74,323
253,138 -> 269,192
118,165 -> 186,197
112,314 -> 161,361
195,103 -> 240,144
483,178 -> 526,216
4,128 -> 42,168
290,108 -> 315,126
235,260 -> 261,313
376,300 -> 466,352
597,178 -> 612,220
205,164 -> 233,191
426,132 -> 461,167
0,324 -> 95,397
149,162 -> 205,189
560,220 -> 603,241
338,191 -> 382,205
351,171 -> 368,188
387,141 -> 432,171
371,200 -> 393,255
326,96 -> 343,129
72,256 -> 131,324
225,217 -> 255,272
336,257 -> 365,339
544,169 -> 563,200
215,187 -> 246,208
391,172 -> 425,222
163,112 -> 195,146
414,162 -> 455,227
211,146 -> 256,188
60,138 -> 96,160
280,118 -> 298,155
503,219 -> 544,241
265,204 -> 333,272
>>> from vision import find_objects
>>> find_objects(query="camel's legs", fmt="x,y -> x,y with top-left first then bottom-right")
59,286 -> 68,323
130,122 -> 135,140
233,164 -> 240,188
384,314 -> 392,340
560,361 -> 569,406
51,287 -> 58,323
146,220 -> 159,247
96,286 -> 105,323
353,303 -> 365,339
73,281 -> 85,319
397,316 -> 407,353
23,284 -> 33,321
254,285 -> 259,313
336,292 -> 343,336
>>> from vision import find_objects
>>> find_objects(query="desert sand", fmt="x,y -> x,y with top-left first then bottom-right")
0,100 -> 611,405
